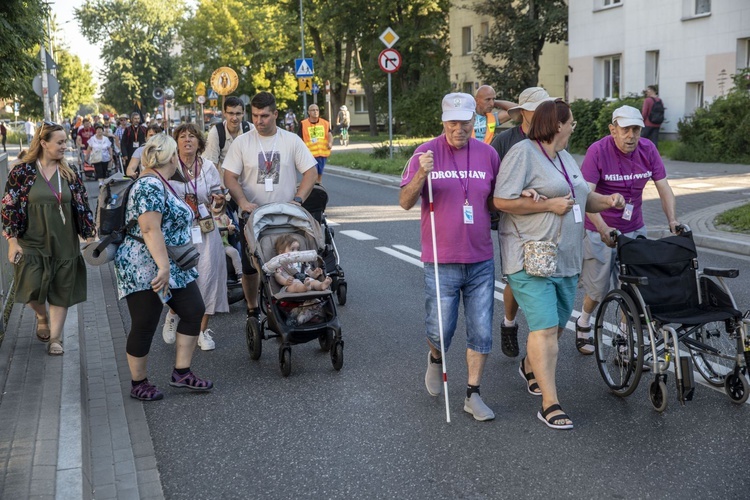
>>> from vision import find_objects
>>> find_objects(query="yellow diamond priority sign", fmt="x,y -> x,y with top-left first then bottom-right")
379,27 -> 399,49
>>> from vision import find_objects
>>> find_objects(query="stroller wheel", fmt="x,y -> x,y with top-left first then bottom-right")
649,379 -> 668,412
280,346 -> 292,377
724,370 -> 750,404
331,341 -> 344,371
246,316 -> 262,360
319,329 -> 334,352
336,282 -> 347,306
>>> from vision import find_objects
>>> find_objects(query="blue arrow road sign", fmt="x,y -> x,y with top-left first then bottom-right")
312,83 -> 319,94
295,58 -> 314,77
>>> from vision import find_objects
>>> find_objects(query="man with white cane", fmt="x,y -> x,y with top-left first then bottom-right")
400,93 -> 500,421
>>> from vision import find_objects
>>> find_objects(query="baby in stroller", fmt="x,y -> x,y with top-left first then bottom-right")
272,234 -> 332,293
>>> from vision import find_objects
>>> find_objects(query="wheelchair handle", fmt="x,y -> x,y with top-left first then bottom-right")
672,223 -> 690,234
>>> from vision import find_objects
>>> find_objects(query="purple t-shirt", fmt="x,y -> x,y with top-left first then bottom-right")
401,135 -> 500,263
581,136 -> 666,233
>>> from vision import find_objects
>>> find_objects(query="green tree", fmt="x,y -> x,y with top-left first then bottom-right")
0,0 -> 46,99
56,49 -> 97,119
472,0 -> 567,100
177,0 -> 299,110
75,0 -> 184,114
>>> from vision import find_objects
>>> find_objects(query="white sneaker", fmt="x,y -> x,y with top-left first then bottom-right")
198,329 -> 215,351
162,312 -> 177,344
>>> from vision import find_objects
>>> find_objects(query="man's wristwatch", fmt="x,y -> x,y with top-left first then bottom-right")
293,196 -> 303,204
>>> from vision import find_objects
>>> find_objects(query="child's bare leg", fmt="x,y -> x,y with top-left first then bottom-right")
286,279 -> 308,293
309,276 -> 332,291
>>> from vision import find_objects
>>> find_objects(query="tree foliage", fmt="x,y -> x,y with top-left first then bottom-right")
56,49 -> 97,119
673,68 -> 750,164
0,0 -> 46,99
75,0 -> 184,114
472,0 -> 567,100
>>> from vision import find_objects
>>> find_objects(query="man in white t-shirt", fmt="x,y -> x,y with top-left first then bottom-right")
223,91 -> 317,317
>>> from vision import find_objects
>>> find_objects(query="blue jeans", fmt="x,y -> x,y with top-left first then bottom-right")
423,259 -> 495,354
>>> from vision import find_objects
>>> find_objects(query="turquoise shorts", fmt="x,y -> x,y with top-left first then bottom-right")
506,270 -> 579,332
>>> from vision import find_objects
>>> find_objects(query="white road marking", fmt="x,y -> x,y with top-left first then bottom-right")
678,182 -> 714,189
393,244 -> 421,257
376,246 -> 423,266
340,229 -> 378,240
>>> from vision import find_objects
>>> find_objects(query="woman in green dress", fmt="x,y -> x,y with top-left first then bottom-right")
2,122 -> 96,355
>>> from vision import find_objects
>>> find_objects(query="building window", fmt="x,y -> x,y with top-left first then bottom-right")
480,22 -> 489,39
645,50 -> 660,87
738,38 -> 750,69
601,55 -> 621,99
462,26 -> 473,55
603,0 -> 622,6
462,82 -> 474,94
685,82 -> 704,115
354,95 -> 367,114
695,0 -> 710,15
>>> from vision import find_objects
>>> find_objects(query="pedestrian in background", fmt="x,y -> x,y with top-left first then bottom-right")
203,96 -> 253,184
400,92 -> 500,422
161,123 -> 227,351
641,85 -> 664,147
114,133 -> 212,401
85,123 -> 113,186
298,103 -> 333,183
121,112 -> 147,167
24,118 -> 35,145
472,85 -> 515,145
2,121 -> 96,356
0,122 -> 6,152
493,99 -> 625,430
126,123 -> 163,178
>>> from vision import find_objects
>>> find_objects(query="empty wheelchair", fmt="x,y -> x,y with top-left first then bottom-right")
593,227 -> 750,412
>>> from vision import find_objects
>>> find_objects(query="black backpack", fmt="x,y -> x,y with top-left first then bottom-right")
648,98 -> 665,125
92,176 -> 138,258
217,120 -> 251,150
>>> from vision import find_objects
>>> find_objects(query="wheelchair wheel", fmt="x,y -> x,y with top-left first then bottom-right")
686,321 -> 735,387
594,289 -> 643,397
724,370 -> 749,404
649,379 -> 668,412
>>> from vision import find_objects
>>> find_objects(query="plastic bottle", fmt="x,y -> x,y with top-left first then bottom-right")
108,193 -> 119,209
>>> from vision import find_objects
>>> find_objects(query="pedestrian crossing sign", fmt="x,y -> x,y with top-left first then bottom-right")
295,58 -> 314,77
298,77 -> 312,92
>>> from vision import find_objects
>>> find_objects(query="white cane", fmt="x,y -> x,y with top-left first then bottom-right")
427,173 -> 451,423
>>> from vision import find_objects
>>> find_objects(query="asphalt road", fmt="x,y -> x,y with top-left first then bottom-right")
106,170 -> 750,499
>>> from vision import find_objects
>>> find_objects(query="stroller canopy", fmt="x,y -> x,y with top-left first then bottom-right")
246,202 -> 325,255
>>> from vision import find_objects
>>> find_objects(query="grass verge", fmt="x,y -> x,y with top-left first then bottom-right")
329,151 -> 408,177
715,203 -> 750,233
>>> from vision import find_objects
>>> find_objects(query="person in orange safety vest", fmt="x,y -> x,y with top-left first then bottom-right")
472,85 -> 515,145
298,104 -> 334,183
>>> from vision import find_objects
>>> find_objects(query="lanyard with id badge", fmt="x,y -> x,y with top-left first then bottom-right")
178,157 -> 214,243
447,141 -> 474,224
537,140 -> 582,224
258,132 -> 278,193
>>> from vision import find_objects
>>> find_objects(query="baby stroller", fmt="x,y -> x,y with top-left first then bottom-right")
593,227 -> 750,412
301,183 -> 347,305
244,202 -> 343,377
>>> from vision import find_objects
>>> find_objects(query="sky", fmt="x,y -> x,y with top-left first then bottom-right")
50,0 -> 104,79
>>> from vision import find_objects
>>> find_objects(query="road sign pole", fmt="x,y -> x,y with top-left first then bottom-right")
40,46 -> 51,122
388,73 -> 393,160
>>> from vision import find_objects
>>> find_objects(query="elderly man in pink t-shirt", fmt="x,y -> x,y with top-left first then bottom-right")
400,93 -> 500,422
574,105 -> 680,355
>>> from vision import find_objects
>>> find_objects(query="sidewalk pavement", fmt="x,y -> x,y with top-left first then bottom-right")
1,158 -> 749,498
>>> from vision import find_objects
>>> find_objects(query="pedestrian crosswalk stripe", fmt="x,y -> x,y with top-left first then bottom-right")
340,229 -> 377,240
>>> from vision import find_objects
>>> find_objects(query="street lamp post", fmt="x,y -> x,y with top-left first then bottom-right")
299,0 -> 307,113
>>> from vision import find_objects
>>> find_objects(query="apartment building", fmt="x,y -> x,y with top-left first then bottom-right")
569,0 -> 750,134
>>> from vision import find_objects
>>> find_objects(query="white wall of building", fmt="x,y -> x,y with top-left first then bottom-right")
569,0 -> 750,134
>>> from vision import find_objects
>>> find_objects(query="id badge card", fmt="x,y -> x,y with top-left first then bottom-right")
463,205 -> 474,224
572,204 -> 582,223
622,203 -> 634,221
191,226 -> 203,244
133,142 -> 139,148
265,178 -> 274,192
311,137 -> 318,143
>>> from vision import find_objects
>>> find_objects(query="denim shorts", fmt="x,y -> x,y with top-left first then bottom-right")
507,270 -> 579,332
423,259 -> 494,354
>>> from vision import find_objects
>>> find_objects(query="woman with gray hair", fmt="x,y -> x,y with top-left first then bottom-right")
114,133 -> 213,401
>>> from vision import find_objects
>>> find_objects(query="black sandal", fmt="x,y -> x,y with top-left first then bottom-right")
538,403 -> 573,430
518,357 -> 542,396
575,323 -> 594,355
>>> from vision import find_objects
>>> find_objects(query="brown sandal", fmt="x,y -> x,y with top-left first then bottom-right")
47,339 -> 63,356
36,316 -> 51,343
